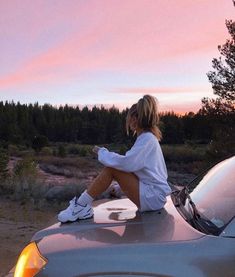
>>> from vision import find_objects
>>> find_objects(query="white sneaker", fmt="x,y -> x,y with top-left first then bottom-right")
58,198 -> 94,223
110,183 -> 123,198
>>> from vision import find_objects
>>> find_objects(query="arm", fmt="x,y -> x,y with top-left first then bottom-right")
98,135 -> 154,172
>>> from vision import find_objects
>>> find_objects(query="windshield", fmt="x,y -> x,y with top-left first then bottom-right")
186,156 -> 235,229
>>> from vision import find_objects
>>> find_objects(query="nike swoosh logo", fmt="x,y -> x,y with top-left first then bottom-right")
72,208 -> 84,216
72,204 -> 87,216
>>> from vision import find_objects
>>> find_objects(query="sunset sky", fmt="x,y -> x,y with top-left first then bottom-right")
0,0 -> 234,113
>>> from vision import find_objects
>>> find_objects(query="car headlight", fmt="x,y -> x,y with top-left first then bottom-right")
14,241 -> 47,277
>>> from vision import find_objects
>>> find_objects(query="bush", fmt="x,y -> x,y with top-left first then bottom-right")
58,145 -> 66,157
8,144 -> 19,156
11,157 -> 42,200
205,127 -> 235,162
32,135 -> 49,153
0,149 -> 9,191
67,144 -> 91,157
0,149 -> 9,177
67,145 -> 80,155
162,144 -> 206,164
41,147 -> 53,156
77,146 -> 88,157
13,157 -> 37,181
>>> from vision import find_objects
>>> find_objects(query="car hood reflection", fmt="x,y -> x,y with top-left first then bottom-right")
33,197 -> 204,255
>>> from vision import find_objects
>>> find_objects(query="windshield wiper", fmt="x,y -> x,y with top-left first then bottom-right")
177,186 -> 220,235
178,186 -> 200,220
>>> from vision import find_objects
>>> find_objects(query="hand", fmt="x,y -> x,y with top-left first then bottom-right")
92,145 -> 101,155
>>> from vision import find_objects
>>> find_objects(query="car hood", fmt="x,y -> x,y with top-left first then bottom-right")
33,197 -> 204,256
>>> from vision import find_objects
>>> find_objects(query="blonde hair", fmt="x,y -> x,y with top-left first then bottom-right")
126,95 -> 162,140
126,103 -> 138,136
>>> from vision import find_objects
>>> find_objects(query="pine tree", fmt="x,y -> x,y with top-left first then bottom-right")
201,19 -> 235,160
202,20 -> 235,114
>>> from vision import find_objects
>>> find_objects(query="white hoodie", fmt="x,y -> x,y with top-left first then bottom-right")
98,132 -> 171,197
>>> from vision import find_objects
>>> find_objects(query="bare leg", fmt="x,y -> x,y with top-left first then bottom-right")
87,167 -> 140,208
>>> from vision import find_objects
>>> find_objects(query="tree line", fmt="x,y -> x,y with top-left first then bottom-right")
0,100 -> 233,147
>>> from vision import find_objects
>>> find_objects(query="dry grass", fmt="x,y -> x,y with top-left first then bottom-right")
162,144 -> 209,175
38,155 -> 101,171
0,195 -> 57,276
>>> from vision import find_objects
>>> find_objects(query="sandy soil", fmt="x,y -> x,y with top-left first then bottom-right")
0,196 -> 57,277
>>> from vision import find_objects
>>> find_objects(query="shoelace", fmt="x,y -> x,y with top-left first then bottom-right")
67,196 -> 78,211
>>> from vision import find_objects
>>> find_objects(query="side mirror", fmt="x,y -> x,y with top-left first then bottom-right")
220,217 -> 235,238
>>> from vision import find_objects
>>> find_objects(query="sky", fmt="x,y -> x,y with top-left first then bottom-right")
0,0 -> 234,114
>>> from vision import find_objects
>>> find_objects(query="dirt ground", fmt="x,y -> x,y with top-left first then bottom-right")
0,196 -> 57,277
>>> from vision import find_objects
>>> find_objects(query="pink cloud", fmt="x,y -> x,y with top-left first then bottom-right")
0,0 -> 234,90
111,86 -> 209,95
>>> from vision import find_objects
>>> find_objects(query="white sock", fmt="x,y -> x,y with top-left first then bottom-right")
77,190 -> 94,206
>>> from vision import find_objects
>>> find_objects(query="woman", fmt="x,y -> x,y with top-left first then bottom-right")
58,95 -> 171,223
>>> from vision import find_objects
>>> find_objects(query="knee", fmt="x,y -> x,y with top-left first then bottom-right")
104,167 -> 119,176
104,166 -> 114,173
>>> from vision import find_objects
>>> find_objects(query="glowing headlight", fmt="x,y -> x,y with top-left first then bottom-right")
14,241 -> 47,277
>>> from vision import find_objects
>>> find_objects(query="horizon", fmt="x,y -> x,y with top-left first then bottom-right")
0,98 -> 201,116
1,0 -> 234,114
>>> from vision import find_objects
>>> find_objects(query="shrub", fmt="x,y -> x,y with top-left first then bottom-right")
77,146 -> 88,157
67,144 -> 91,157
162,144 -> 206,164
205,127 -> 235,162
41,147 -> 53,156
14,157 -> 37,177
8,144 -> 19,156
0,149 -> 9,192
67,145 -> 80,155
0,149 -> 9,179
11,157 -> 41,200
58,145 -> 66,157
32,135 -> 49,153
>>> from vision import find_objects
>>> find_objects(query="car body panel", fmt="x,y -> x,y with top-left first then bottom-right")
30,197 -> 235,277
220,217 -> 235,238
37,237 -> 235,277
189,156 -> 235,230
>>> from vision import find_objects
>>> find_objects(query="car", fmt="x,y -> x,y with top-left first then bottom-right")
8,156 -> 235,277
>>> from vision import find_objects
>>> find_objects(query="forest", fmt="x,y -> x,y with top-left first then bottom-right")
0,100 -> 234,156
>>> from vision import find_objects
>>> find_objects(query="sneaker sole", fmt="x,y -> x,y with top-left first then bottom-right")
58,213 -> 93,223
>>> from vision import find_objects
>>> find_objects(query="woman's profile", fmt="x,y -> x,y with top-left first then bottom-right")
58,95 -> 171,223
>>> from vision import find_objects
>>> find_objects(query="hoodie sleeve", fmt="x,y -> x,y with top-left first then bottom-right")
98,134 -> 154,172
